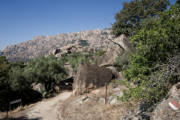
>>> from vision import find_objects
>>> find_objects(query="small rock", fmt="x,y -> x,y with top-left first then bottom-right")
112,87 -> 121,91
99,98 -> 106,104
114,91 -> 124,97
109,96 -> 117,105
74,95 -> 89,104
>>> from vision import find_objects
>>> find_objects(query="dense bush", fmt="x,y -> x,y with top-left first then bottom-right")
113,50 -> 132,71
62,52 -> 92,72
25,55 -> 67,95
0,55 -> 68,110
0,57 -> 42,111
121,2 -> 180,104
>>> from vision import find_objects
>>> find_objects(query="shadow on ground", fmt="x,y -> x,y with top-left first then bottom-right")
0,116 -> 41,120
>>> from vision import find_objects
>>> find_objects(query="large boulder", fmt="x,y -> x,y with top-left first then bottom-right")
152,82 -> 180,120
73,64 -> 114,96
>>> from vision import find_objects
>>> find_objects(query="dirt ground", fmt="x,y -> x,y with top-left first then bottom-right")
0,85 -> 134,120
0,92 -> 72,120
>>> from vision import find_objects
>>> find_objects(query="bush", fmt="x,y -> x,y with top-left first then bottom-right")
114,50 -> 132,71
0,57 -> 42,110
25,55 -> 67,95
121,2 -> 180,104
95,50 -> 106,56
62,52 -> 92,72
78,40 -> 89,47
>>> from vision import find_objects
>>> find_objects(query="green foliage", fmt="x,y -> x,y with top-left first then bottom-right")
0,57 -> 40,110
0,56 -> 10,86
0,54 -> 68,108
95,50 -> 106,56
122,2 -> 180,104
114,51 -> 132,71
78,40 -> 89,47
26,55 -> 67,95
9,64 -> 30,91
0,56 -> 10,106
112,0 -> 169,36
63,52 -> 92,72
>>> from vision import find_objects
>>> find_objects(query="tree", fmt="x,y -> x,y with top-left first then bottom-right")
0,56 -> 10,88
9,65 -> 31,92
0,56 -> 11,111
112,0 -> 169,37
26,55 -> 67,94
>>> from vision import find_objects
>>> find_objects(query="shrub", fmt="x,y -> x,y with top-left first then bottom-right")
25,55 -> 67,96
121,2 -> 180,105
95,50 -> 106,56
78,40 -> 89,47
114,50 -> 132,71
63,52 -> 92,72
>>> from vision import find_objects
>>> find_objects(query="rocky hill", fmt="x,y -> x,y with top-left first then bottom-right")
0,29 -> 113,62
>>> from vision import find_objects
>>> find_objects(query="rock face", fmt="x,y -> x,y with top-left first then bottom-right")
0,28 -> 134,66
152,82 -> 180,120
96,34 -> 134,67
1,29 -> 113,62
112,34 -> 135,52
48,44 -> 84,57
73,64 -> 114,95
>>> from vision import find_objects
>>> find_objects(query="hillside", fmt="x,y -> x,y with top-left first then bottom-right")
0,29 -> 113,62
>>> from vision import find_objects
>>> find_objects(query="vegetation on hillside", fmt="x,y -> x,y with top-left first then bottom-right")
114,0 -> 180,106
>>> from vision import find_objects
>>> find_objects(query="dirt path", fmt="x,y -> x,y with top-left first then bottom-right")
26,92 -> 72,120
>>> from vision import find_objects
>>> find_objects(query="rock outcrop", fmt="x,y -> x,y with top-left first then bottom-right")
152,82 -> 180,120
48,44 -> 85,57
0,28 -> 134,66
96,34 -> 134,67
73,64 -> 114,96
1,29 -> 113,62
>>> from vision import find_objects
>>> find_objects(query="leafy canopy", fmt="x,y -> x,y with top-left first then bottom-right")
112,0 -> 169,37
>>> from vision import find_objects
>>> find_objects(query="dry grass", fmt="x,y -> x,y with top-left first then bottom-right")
58,85 -> 137,120
59,98 -> 138,120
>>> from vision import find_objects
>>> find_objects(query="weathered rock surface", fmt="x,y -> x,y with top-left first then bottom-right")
96,34 -> 134,67
1,29 -> 113,62
120,103 -> 151,120
73,64 -> 114,95
152,82 -> 180,120
48,44 -> 83,57
106,66 -> 122,79
112,34 -> 135,52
